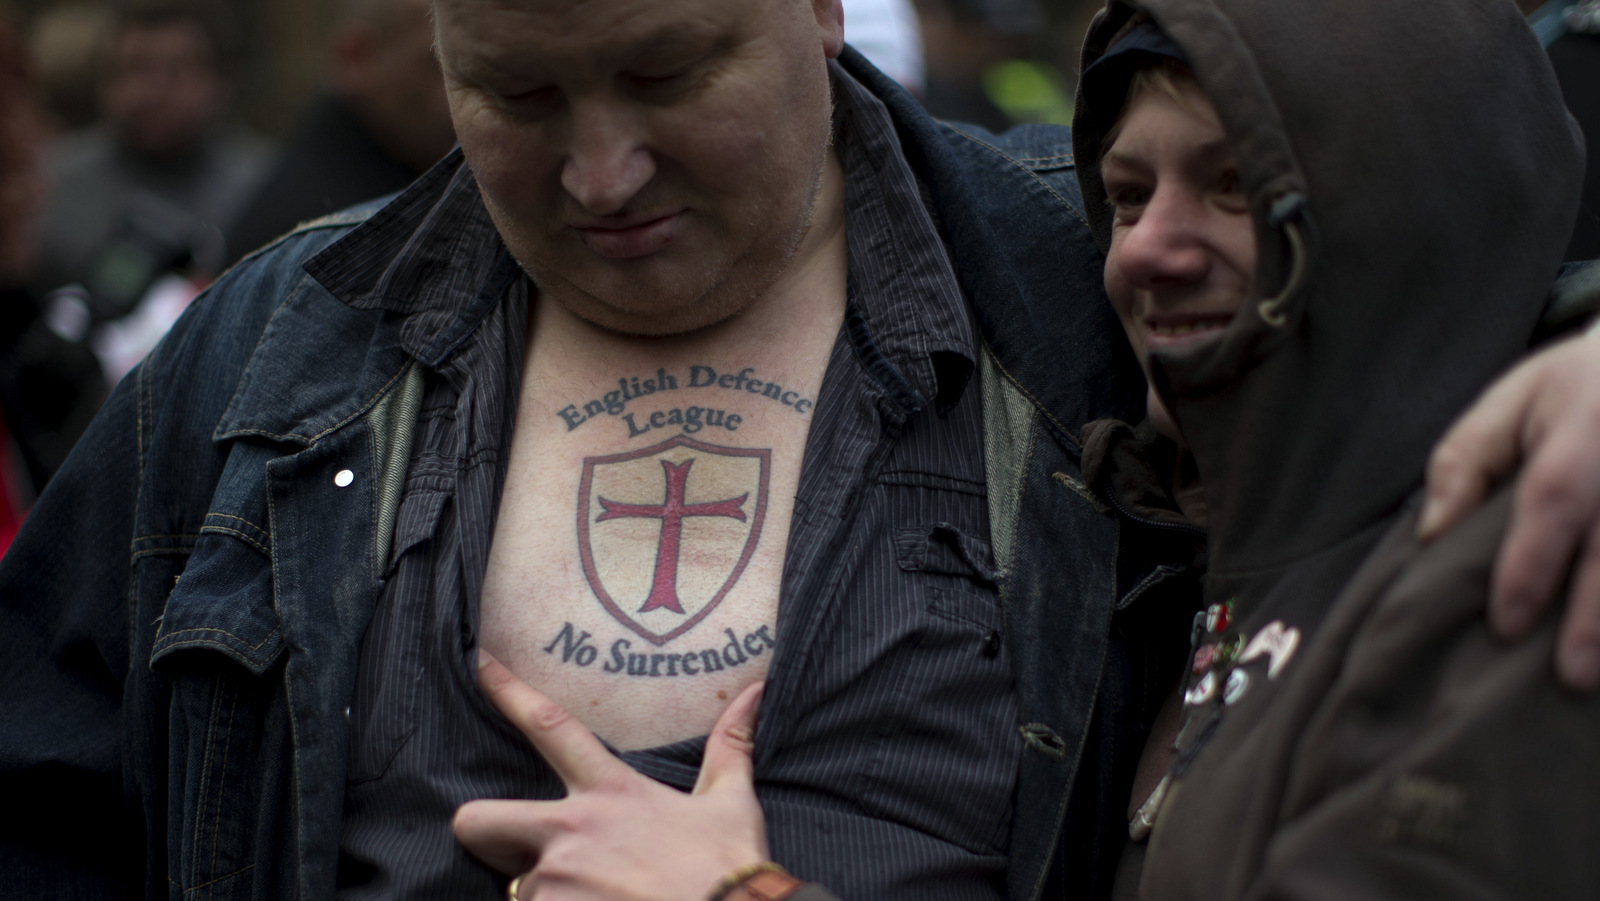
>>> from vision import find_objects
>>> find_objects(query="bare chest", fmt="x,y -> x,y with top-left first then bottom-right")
481,360 -> 817,750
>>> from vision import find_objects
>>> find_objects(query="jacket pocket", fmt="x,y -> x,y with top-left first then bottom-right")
148,531 -> 285,898
151,530 -> 283,677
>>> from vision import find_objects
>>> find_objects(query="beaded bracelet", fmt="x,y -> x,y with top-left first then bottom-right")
708,861 -> 795,901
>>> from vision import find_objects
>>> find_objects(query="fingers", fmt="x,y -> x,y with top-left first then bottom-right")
478,651 -> 618,791
1490,425 -> 1596,637
1419,360 -> 1537,541
694,682 -> 763,796
1555,500 -> 1600,690
452,798 -> 557,875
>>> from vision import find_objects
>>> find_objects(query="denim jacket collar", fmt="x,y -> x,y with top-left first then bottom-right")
210,155 -> 520,446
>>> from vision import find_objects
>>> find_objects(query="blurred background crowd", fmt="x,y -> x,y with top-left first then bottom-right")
0,0 -> 1594,550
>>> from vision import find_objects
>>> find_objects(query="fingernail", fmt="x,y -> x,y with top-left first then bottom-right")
1417,498 -> 1444,539
1561,645 -> 1600,691
478,649 -> 496,670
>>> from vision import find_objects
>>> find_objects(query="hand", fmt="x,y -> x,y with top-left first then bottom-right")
1420,326 -> 1600,690
453,652 -> 769,901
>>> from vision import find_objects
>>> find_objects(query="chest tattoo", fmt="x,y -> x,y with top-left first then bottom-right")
577,436 -> 770,646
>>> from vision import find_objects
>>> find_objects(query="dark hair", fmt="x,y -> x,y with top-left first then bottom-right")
1099,57 -> 1200,155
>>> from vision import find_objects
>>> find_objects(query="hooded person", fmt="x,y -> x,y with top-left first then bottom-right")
1071,0 -> 1594,897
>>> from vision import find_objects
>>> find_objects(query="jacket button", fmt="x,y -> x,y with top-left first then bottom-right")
982,630 -> 1002,658
334,469 -> 355,488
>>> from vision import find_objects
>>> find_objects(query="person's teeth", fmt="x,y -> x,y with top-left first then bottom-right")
1152,321 -> 1220,336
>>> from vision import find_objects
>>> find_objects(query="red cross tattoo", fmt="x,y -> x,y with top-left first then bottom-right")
595,458 -> 749,614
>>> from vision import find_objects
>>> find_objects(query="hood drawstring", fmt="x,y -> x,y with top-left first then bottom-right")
1257,191 -> 1308,328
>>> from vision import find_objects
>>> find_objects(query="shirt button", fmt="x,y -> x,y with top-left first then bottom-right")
334,469 -> 355,488
982,630 -> 1002,658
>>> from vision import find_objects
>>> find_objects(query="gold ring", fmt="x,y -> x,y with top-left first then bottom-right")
507,874 -> 526,901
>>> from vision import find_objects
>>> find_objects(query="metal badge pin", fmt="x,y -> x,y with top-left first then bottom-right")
1206,600 -> 1234,633
1239,621 -> 1302,679
334,469 -> 355,488
1185,670 -> 1217,707
1223,668 -> 1250,706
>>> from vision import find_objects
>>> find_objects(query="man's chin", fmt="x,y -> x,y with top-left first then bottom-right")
532,275 -> 745,338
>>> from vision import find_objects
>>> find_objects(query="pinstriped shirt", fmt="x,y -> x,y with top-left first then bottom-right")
335,64 -> 1020,900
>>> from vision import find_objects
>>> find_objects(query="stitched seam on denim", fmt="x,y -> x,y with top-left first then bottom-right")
132,547 -> 197,563
264,458 -> 306,898
199,525 -> 270,557
1010,153 -> 1075,165
950,132 -> 1093,231
204,513 -> 269,541
171,864 -> 255,894
227,205 -> 367,271
306,362 -> 411,444
137,354 -> 148,495
369,395 -> 381,573
130,354 -> 151,575
189,682 -> 221,884
217,357 -> 410,445
980,338 -> 1079,447
156,626 -> 281,650
207,681 -> 240,885
1052,472 -> 1109,512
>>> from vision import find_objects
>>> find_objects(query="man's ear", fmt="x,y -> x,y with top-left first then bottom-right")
812,0 -> 844,59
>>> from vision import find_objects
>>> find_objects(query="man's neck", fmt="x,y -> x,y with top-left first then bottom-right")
533,147 -> 848,359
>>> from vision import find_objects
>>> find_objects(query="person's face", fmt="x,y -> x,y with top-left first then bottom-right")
1101,78 -> 1256,442
102,20 -> 228,158
433,0 -> 845,336
342,0 -> 456,172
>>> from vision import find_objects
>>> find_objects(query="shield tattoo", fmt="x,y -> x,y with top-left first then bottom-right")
577,436 -> 770,646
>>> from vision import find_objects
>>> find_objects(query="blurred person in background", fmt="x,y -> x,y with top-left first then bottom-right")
225,0 -> 456,266
24,0 -> 115,135
842,0 -> 925,93
31,0 -> 271,365
917,0 -> 1073,132
0,1 -> 106,541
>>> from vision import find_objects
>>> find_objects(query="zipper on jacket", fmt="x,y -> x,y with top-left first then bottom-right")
1100,476 -> 1207,539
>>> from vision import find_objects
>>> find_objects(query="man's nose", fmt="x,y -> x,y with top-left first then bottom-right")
561,102 -> 655,216
1115,189 -> 1211,288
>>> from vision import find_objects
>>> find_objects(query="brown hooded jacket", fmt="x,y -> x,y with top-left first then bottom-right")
1073,0 -> 1593,898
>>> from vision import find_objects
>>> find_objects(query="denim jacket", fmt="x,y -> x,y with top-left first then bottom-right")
0,51 -> 1157,901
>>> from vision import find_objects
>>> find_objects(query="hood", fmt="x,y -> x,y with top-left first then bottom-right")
1072,0 -> 1584,583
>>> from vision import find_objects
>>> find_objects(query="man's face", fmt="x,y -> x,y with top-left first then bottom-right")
102,20 -> 227,159
1101,78 -> 1257,442
433,0 -> 844,336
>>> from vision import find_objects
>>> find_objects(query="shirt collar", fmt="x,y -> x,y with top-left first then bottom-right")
832,60 -> 977,413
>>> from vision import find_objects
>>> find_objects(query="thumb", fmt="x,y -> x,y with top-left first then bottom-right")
694,682 -> 763,796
